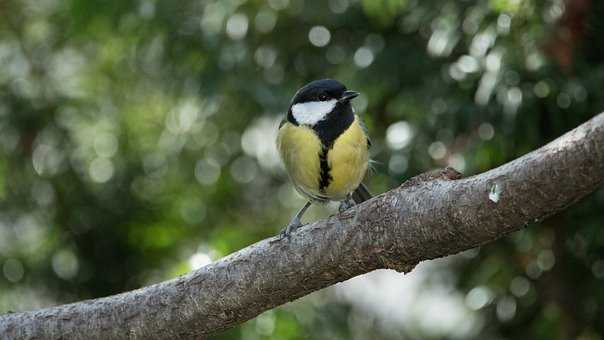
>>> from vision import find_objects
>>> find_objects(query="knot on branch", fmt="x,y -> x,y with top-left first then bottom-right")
377,254 -> 417,273
399,167 -> 463,189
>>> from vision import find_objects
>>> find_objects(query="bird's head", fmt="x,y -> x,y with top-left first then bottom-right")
287,79 -> 359,126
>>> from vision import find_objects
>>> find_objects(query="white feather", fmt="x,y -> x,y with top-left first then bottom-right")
291,99 -> 337,125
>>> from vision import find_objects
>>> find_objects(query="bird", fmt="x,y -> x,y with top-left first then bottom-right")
276,79 -> 372,238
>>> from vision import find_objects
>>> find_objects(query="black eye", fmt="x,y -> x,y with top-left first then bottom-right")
319,94 -> 329,101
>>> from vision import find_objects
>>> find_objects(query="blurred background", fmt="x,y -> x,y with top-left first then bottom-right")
1,0 -> 604,338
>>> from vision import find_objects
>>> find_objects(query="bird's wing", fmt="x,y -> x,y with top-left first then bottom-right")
352,183 -> 372,204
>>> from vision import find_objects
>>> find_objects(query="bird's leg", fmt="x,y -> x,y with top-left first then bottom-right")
338,194 -> 355,213
279,201 -> 312,239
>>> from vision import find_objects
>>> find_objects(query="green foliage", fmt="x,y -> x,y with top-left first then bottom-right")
1,0 -> 604,338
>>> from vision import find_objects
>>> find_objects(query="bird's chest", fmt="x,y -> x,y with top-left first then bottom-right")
323,121 -> 369,199
277,124 -> 324,196
277,119 -> 368,201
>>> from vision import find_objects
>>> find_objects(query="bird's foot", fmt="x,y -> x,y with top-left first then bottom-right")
278,218 -> 303,240
338,197 -> 355,213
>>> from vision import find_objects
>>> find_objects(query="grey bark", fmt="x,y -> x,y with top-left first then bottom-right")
1,113 -> 604,339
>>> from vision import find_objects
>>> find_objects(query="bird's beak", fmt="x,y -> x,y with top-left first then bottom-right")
339,90 -> 359,103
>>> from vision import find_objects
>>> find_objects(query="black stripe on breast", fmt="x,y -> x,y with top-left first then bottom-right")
318,145 -> 332,191
314,102 -> 354,192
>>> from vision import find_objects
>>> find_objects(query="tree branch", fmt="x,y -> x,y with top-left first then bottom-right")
2,113 -> 604,340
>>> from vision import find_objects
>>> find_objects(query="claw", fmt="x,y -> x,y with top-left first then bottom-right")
338,195 -> 355,213
276,201 -> 312,241
279,217 -> 303,239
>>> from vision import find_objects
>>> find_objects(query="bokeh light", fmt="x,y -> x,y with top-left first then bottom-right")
2,0 -> 604,339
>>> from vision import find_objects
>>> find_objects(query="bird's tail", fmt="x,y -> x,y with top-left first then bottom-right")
351,183 -> 372,204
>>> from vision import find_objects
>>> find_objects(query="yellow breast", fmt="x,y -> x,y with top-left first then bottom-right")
276,116 -> 369,201
276,122 -> 324,199
324,117 -> 369,200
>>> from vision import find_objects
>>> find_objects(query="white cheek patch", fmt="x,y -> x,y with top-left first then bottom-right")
291,99 -> 337,125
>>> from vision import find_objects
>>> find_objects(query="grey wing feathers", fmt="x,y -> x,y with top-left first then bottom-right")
352,183 -> 372,204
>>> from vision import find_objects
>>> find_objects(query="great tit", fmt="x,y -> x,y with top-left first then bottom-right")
276,79 -> 372,237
